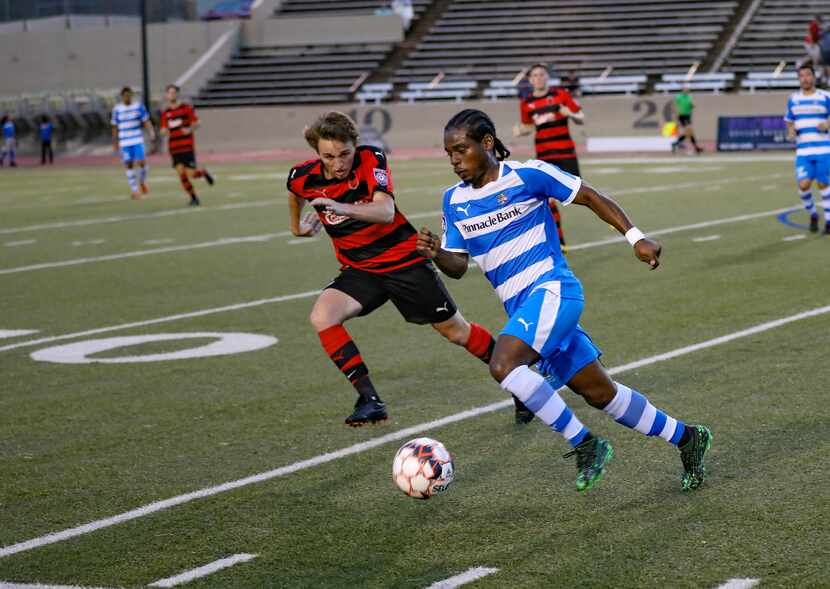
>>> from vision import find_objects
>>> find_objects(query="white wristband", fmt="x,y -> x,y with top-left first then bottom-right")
625,227 -> 646,246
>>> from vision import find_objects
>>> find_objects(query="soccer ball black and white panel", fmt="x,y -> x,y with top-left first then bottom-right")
392,437 -> 454,499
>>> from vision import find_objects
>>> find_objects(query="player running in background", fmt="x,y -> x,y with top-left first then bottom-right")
513,63 -> 584,252
287,111 -> 500,427
418,109 -> 711,492
111,87 -> 155,200
1,113 -> 16,167
160,84 -> 214,206
785,63 -> 830,234
671,85 -> 703,154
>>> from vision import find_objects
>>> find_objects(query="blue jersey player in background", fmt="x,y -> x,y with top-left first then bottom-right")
111,86 -> 155,200
416,109 -> 712,492
785,63 -> 830,234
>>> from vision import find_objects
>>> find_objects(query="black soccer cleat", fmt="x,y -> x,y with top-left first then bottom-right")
345,397 -> 388,427
204,169 -> 214,185
679,425 -> 712,491
189,195 -> 201,206
824,222 -> 830,235
513,395 -> 535,425
809,215 -> 819,233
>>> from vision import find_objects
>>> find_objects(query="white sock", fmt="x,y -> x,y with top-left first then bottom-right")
800,190 -> 817,216
821,187 -> 830,222
139,165 -> 147,185
126,169 -> 138,193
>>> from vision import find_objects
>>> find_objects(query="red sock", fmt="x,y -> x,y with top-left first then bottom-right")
179,173 -> 195,196
465,323 -> 495,364
318,325 -> 370,385
192,169 -> 205,179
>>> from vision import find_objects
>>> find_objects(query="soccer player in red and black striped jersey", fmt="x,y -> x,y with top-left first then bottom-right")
514,63 -> 585,251
288,112 -> 499,427
160,84 -> 213,206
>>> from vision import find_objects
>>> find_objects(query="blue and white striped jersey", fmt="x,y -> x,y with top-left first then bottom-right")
111,102 -> 149,148
441,160 -> 584,316
784,90 -> 830,157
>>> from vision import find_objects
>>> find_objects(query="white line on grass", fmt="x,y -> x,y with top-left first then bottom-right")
713,579 -> 760,589
287,237 -> 320,245
0,583 -> 120,589
0,330 -> 38,339
147,554 -> 258,587
425,567 -> 499,589
0,201 -> 275,236
692,235 -> 721,242
1,303 -> 828,560
0,232 -> 291,276
782,234 -> 807,241
3,240 -> 36,247
0,291 -> 321,353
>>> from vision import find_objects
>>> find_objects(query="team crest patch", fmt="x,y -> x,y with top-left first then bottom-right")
497,193 -> 508,205
373,168 -> 389,187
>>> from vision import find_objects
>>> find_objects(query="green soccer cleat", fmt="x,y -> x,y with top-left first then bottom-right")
679,425 -> 712,491
564,436 -> 613,492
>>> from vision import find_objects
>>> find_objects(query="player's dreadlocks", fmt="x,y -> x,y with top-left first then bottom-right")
445,109 -> 511,161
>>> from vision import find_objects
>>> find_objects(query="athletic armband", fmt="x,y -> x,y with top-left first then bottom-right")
625,227 -> 646,246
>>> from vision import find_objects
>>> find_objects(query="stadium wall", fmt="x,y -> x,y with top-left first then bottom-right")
242,15 -> 404,46
195,93 -> 792,153
0,20 -> 236,96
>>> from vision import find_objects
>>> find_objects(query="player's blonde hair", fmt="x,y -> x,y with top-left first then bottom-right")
304,111 -> 360,152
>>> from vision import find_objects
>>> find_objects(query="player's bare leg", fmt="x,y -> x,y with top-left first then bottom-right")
310,289 -> 387,426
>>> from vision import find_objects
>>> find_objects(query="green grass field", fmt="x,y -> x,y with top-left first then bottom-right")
0,154 -> 828,588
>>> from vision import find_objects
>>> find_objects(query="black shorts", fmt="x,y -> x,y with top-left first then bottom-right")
326,262 -> 458,325
171,151 -> 197,169
544,157 -> 580,177
678,114 -> 692,126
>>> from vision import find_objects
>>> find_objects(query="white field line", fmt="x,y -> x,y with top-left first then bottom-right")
148,554 -> 258,588
583,154 -> 791,164
0,583 -> 120,589
0,330 -> 38,339
3,240 -> 36,247
287,237 -> 320,245
0,232 -> 291,276
692,235 -> 721,242
713,579 -> 760,589
425,567 -> 499,589
1,303 -> 828,560
782,234 -> 806,241
0,200 -> 275,236
0,204 -> 797,276
0,205 -> 798,353
0,290 -> 321,354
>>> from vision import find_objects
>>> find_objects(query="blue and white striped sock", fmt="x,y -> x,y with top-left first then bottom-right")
139,165 -> 147,185
126,169 -> 138,193
501,366 -> 589,447
821,187 -> 830,223
800,190 -> 817,217
603,382 -> 685,446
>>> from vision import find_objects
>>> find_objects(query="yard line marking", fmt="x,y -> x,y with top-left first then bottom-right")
142,239 -> 175,245
692,235 -> 721,242
3,240 -> 36,247
0,291 -> 320,353
0,583 -> 121,589
0,200 -> 275,236
1,303 -> 828,559
0,330 -> 38,339
713,579 -> 760,589
425,566 -> 499,589
70,239 -> 106,247
0,232 -> 291,276
148,554 -> 258,587
782,234 -> 806,241
0,205 -> 799,352
287,237 -> 320,245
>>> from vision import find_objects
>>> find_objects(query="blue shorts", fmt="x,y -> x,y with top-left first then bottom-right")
795,154 -> 830,184
120,144 -> 146,164
501,282 -> 601,390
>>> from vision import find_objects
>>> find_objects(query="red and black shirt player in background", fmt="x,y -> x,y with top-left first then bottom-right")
513,63 -> 586,252
160,84 -> 214,206
288,111 -> 501,427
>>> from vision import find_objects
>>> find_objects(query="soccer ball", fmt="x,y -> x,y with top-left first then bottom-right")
392,437 -> 454,499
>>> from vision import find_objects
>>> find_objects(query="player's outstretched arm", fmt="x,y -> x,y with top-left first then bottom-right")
309,191 -> 395,224
416,227 -> 469,279
572,183 -> 662,269
288,192 -> 321,237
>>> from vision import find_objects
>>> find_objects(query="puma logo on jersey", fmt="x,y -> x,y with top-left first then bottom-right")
435,302 -> 449,313
456,204 -> 471,216
517,318 -> 534,331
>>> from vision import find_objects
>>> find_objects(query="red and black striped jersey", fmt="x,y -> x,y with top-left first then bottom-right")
287,146 -> 426,274
520,88 -> 581,163
161,103 -> 198,155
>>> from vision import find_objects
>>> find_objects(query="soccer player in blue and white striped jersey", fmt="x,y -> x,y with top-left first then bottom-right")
417,109 -> 712,492
111,87 -> 155,200
785,64 -> 830,234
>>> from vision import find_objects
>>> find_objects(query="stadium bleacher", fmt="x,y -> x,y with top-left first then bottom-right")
723,0 -> 830,74
274,0 -> 432,18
